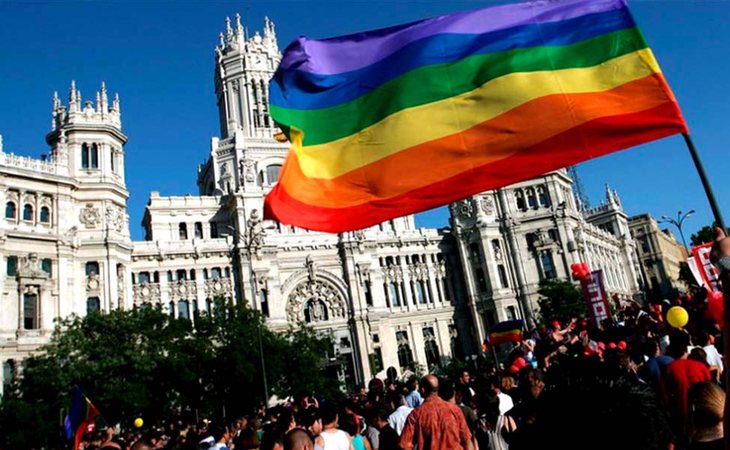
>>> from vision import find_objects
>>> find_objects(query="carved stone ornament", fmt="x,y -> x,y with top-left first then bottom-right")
480,196 -> 495,215
17,253 -> 48,279
286,279 -> 346,323
133,282 -> 161,304
457,200 -> 474,220
79,203 -> 101,228
241,159 -> 256,183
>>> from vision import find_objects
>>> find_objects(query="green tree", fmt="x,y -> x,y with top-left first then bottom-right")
690,223 -> 729,246
0,300 -> 338,450
537,279 -> 586,325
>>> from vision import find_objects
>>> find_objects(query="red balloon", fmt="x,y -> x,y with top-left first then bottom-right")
617,341 -> 627,351
707,291 -> 724,328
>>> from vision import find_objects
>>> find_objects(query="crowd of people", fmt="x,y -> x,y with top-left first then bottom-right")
80,233 -> 730,450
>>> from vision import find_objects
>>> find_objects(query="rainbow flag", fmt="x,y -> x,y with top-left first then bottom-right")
265,0 -> 687,232
64,386 -> 100,450
487,320 -> 524,346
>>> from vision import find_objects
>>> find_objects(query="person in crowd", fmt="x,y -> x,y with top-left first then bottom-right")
404,376 -> 423,409
399,375 -> 474,450
284,429 -> 316,450
697,331 -> 724,381
130,439 -> 154,450
486,375 -> 513,415
638,339 -> 673,388
339,412 -> 371,450
208,424 -> 232,450
362,409 -> 380,450
370,408 -> 399,450
478,394 -> 515,450
441,379 -> 478,449
385,393 -> 412,436
687,381 -> 725,449
456,371 -> 475,406
319,403 -> 353,450
299,407 -> 325,450
662,329 -> 712,436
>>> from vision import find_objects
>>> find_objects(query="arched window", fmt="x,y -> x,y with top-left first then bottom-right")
168,301 -> 175,317
179,223 -> 188,240
40,206 -> 50,223
194,222 -> 203,239
396,331 -> 414,369
537,185 -> 551,207
423,328 -> 441,368
5,202 -> 16,219
91,144 -> 99,169
22,204 -> 33,221
178,300 -> 190,320
515,189 -> 527,211
211,267 -> 222,279
526,187 -> 538,209
81,143 -> 90,169
266,164 -> 281,184
85,261 -> 99,277
87,297 -> 101,314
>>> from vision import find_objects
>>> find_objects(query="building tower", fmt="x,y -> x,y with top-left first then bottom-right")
45,81 -> 133,312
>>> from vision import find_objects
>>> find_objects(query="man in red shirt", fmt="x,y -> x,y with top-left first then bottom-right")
661,330 -> 711,436
399,375 -> 474,450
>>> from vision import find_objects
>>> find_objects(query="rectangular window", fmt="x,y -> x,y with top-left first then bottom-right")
475,268 -> 488,293
7,256 -> 17,276
90,145 -> 99,169
194,222 -> 203,239
416,280 -> 426,304
138,272 -> 150,284
85,261 -> 99,277
506,305 -> 517,321
540,252 -> 557,279
211,268 -> 222,280
23,293 -> 38,330
41,259 -> 52,277
498,265 -> 509,288
363,281 -> 373,306
389,282 -> 400,307
176,269 -> 187,281
210,222 -> 219,238
260,290 -> 269,317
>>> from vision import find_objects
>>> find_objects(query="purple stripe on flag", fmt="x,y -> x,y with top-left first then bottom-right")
279,0 -> 628,75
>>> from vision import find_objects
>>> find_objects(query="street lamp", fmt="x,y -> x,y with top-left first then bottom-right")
659,209 -> 695,249
226,211 -> 274,408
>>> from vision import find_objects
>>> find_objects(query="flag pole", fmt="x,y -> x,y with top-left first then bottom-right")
683,133 -> 727,231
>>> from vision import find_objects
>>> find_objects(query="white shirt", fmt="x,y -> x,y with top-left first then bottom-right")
321,429 -> 351,450
704,344 -> 724,372
497,392 -> 514,415
388,404 -> 413,435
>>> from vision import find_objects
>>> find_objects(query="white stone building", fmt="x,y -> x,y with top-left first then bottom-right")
0,14 -> 644,394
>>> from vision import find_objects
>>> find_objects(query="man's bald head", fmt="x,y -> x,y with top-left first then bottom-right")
284,428 -> 314,450
420,374 -> 439,397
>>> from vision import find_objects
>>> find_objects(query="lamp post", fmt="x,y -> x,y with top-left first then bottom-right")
659,209 -> 695,249
227,211 -> 273,408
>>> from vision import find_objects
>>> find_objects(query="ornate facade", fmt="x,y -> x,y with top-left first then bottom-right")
1,14 -> 646,395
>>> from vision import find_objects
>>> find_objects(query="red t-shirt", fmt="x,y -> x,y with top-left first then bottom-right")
662,358 -> 711,418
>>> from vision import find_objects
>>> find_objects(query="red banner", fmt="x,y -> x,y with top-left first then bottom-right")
691,242 -> 720,293
580,270 -> 612,327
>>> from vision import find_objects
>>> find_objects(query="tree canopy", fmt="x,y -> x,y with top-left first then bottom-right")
537,279 -> 587,325
0,300 -> 337,450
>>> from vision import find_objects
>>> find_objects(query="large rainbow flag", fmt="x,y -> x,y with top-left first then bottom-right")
265,0 -> 687,232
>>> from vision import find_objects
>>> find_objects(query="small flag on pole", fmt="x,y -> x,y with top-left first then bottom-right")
486,320 -> 524,346
64,386 -> 100,450
265,0 -> 687,232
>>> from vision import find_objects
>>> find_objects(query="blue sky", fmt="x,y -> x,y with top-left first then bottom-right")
0,1 -> 728,241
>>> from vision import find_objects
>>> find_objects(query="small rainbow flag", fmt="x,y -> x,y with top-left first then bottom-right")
64,386 -> 100,450
264,0 -> 687,232
487,320 -> 524,346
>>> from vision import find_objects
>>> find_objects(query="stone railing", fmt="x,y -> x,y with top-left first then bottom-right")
0,152 -> 58,174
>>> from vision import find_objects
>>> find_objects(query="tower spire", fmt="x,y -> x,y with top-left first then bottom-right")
225,16 -> 233,37
235,13 -> 243,35
100,81 -> 108,111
